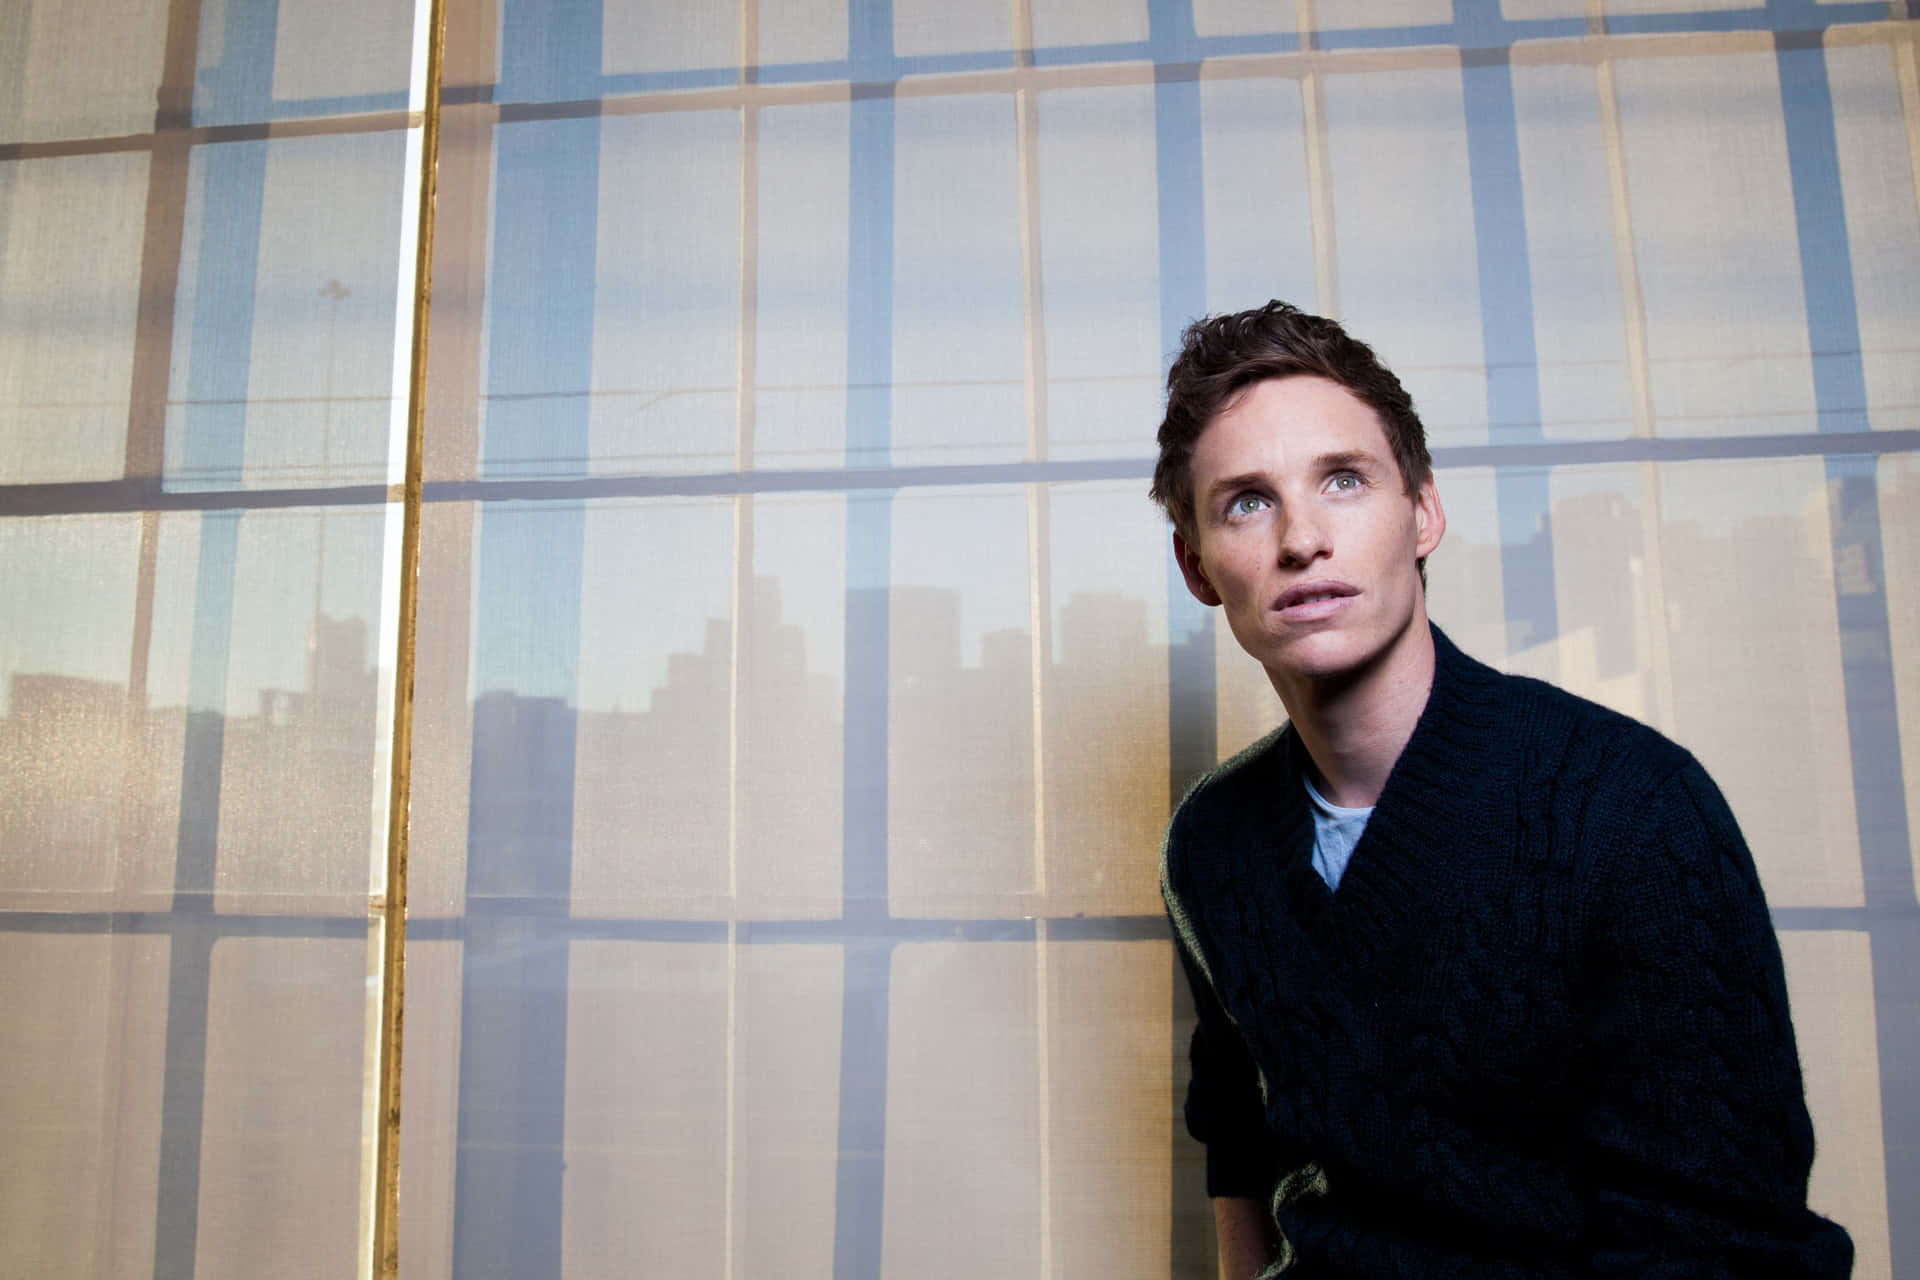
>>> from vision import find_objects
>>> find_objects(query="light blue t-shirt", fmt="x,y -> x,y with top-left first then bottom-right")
1303,772 -> 1373,891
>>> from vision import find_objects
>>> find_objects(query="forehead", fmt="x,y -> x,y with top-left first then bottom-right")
1192,375 -> 1392,479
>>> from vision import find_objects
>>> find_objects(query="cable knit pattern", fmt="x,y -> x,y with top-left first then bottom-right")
1163,627 -> 1853,1278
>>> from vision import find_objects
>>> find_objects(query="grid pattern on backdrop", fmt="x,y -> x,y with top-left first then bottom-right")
0,0 -> 1917,1276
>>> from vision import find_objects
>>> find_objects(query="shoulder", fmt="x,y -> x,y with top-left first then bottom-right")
1518,671 -> 1690,785
1166,724 -> 1293,849
1430,626 -> 1695,801
1161,724 -> 1297,903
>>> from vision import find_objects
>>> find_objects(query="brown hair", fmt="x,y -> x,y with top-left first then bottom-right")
1150,300 -> 1432,542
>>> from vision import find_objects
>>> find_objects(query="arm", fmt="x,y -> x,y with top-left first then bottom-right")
1579,761 -> 1852,1277
1164,804 -> 1288,1273
1171,906 -> 1285,1273
1214,1196 -> 1280,1280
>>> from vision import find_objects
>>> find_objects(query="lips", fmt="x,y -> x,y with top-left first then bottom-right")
1275,580 -> 1359,620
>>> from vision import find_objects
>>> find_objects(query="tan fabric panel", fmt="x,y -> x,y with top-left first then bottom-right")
0,153 -> 150,484
738,496 -> 847,918
1032,0 -> 1151,46
0,0 -> 169,143
589,110 -> 743,476
1046,938 -> 1174,1280
1043,482 -> 1169,915
757,0 -> 849,65
1200,75 -> 1317,319
0,514 -> 147,905
409,501 -> 477,918
572,499 -> 735,917
0,931 -> 169,1278
164,133 -> 407,492
1325,64 -> 1489,449
882,941 -> 1042,1277
195,936 -> 367,1279
752,101 -> 852,469
893,0 -> 1012,58
1037,83 -> 1163,460
891,94 -> 1028,467
1658,459 -> 1862,907
211,508 -> 389,916
269,0 -> 414,101
562,940 -> 729,1279
889,487 -> 1038,916
397,939 -> 465,1280
1616,51 -> 1817,439
1422,468 -> 1510,673
599,0 -> 738,76
734,944 -> 843,1278
1779,931 -> 1890,1280
1511,62 -> 1638,443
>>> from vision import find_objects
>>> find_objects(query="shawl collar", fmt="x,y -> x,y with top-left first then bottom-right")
1207,625 -> 1519,993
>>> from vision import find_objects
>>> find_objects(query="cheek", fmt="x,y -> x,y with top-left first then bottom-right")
1217,549 -> 1270,597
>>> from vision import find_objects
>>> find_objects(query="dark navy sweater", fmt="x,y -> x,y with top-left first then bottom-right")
1163,627 -> 1853,1277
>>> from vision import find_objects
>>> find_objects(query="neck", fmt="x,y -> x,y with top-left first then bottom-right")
1269,615 -> 1437,809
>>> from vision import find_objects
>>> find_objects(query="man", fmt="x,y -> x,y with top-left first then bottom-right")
1153,301 -> 1852,1278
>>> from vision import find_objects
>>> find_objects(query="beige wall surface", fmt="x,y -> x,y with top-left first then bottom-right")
2,1 -> 1916,1278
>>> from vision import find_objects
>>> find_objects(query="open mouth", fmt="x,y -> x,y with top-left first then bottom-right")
1277,582 -> 1358,610
1276,582 -> 1358,619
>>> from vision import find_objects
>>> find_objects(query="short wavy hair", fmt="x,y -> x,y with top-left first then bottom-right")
1150,300 -> 1432,543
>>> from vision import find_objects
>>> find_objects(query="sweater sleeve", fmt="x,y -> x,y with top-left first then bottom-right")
1578,759 -> 1853,1277
1163,810 -> 1282,1201
1174,935 -> 1281,1199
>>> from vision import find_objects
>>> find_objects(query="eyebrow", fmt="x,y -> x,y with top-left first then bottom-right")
1315,450 -> 1380,473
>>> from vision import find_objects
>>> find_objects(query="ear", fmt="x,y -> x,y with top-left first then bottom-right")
1173,529 -> 1222,608
1413,475 -> 1446,561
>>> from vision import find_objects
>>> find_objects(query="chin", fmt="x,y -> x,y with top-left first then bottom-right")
1253,630 -> 1372,685
1256,613 -> 1420,689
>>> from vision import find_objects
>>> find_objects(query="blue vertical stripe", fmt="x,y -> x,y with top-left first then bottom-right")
835,3 -> 898,1274
1147,0 -> 1212,793
1458,33 -> 1558,658
1777,39 -> 1871,437
453,2 -> 602,1278
1145,4 -> 1221,1275
188,0 -> 278,129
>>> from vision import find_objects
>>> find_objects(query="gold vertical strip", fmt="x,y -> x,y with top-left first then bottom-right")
1596,56 -> 1654,444
1298,2 -> 1340,317
1012,0 -> 1051,902
1014,37 -> 1048,458
1023,478 -> 1055,1280
1595,49 -> 1676,732
724,6 -> 760,1277
1033,914 -> 1054,1280
731,0 -> 762,900
370,0 -> 447,1272
1303,74 -> 1339,317
1010,1 -> 1053,1271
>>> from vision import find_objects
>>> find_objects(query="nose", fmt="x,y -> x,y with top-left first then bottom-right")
1277,505 -> 1331,567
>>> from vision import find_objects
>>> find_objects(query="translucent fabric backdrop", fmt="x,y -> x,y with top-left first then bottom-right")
2,1 -> 1917,1278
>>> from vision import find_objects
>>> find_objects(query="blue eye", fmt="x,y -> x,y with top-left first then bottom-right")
1230,494 -> 1268,516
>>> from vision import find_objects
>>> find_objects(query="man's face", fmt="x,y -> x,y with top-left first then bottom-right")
1173,375 -> 1445,692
